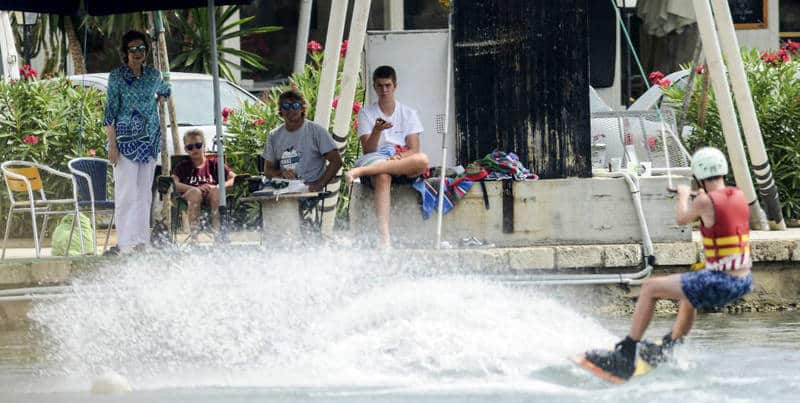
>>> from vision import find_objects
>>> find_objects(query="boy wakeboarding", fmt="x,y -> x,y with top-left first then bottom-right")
578,147 -> 753,383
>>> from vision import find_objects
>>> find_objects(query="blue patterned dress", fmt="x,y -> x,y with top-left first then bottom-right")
103,65 -> 171,163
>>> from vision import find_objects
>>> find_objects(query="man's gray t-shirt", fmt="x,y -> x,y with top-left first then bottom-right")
262,120 -> 337,183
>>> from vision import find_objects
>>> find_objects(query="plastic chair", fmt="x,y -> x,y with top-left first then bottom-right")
1,160 -> 84,259
68,158 -> 115,254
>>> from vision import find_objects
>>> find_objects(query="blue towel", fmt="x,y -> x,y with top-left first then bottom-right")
412,177 -> 474,220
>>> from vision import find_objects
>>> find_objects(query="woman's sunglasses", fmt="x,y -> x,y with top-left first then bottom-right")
128,44 -> 147,54
280,101 -> 302,111
185,142 -> 204,151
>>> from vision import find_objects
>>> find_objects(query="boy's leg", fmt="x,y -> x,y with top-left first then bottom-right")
348,153 -> 428,181
206,188 -> 221,231
372,173 -> 392,248
630,273 -> 687,340
182,187 -> 203,232
671,299 -> 696,340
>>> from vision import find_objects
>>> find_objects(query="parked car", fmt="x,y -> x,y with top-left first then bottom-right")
68,72 -> 262,157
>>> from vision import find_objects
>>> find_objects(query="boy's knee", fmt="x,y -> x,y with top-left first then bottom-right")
374,173 -> 392,187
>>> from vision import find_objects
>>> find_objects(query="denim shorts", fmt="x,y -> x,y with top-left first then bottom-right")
680,269 -> 753,310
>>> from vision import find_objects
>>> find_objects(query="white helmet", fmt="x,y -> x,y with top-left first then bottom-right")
691,147 -> 728,180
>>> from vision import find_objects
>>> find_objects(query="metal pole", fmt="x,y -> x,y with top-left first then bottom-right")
208,0 -> 229,236
293,0 -> 314,74
435,12 -> 453,249
709,0 -> 785,230
623,0 -> 631,107
23,24 -> 31,66
692,0 -> 765,230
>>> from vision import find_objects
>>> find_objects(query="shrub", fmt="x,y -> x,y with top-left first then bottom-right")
661,44 -> 800,221
0,74 -> 107,236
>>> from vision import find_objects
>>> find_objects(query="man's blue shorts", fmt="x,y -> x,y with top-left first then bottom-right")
680,269 -> 753,310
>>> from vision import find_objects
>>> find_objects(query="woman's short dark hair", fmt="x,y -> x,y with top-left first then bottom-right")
120,30 -> 149,64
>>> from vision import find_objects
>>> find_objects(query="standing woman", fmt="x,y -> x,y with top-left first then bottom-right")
103,30 -> 171,253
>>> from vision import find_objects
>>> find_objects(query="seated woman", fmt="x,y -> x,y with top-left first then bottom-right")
171,129 -> 235,234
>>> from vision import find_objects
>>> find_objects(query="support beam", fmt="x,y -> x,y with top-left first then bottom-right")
709,0 -> 785,230
383,0 -> 404,30
293,0 -> 314,74
313,0 -> 348,129
692,0 -> 766,229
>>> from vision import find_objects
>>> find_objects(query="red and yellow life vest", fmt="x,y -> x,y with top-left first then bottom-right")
698,187 -> 751,272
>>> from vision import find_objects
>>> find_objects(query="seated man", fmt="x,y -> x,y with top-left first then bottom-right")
171,129 -> 235,234
346,65 -> 429,248
262,90 -> 342,192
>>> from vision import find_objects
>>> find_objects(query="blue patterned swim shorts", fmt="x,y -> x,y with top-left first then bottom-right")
680,270 -> 753,310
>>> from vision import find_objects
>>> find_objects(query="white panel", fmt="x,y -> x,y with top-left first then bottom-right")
365,30 -> 456,167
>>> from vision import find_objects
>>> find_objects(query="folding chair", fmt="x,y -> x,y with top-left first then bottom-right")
68,158 -> 115,255
1,160 -> 83,259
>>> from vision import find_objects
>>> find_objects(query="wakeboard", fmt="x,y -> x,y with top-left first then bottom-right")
570,352 -> 653,384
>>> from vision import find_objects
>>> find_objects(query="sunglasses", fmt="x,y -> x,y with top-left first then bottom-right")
127,44 -> 147,53
280,101 -> 302,111
185,142 -> 204,151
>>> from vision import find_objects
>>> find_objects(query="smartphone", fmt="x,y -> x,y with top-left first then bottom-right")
376,117 -> 386,125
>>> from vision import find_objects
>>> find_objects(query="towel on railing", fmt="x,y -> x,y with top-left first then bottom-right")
412,177 -> 473,220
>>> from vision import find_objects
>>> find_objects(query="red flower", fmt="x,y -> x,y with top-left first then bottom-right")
648,71 -> 665,85
23,135 -> 39,145
19,64 -> 38,79
332,97 -> 339,109
88,148 -> 97,156
783,39 -> 799,55
647,136 -> 657,152
657,78 -> 672,89
777,49 -> 790,63
221,107 -> 233,123
352,101 -> 361,114
252,118 -> 265,125
307,40 -> 323,53
695,64 -> 705,75
340,40 -> 349,58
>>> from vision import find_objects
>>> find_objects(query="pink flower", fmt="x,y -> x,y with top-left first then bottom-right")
19,64 -> 38,79
340,40 -> 349,58
352,101 -> 361,114
88,148 -> 96,156
221,107 -> 233,123
23,135 -> 39,145
783,39 -> 799,55
648,71 -> 665,85
252,118 -> 265,125
695,64 -> 705,74
777,49 -> 790,63
352,118 -> 358,131
332,97 -> 339,109
647,136 -> 657,151
657,78 -> 672,89
307,40 -> 323,53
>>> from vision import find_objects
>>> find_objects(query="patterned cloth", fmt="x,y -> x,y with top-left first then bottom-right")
478,151 -> 533,181
412,177 -> 473,220
680,270 -> 752,310
103,65 -> 171,163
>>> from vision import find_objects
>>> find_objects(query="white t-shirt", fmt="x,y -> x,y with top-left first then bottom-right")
357,101 -> 424,147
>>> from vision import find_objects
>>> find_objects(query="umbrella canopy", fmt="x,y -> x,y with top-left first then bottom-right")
0,0 -> 252,15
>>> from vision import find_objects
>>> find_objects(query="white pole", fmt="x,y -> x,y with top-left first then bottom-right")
313,0 -> 348,129
692,0 -> 765,230
293,0 -> 314,75
709,0 -> 785,230
383,0 -> 404,30
331,0 -> 370,137
435,13 -> 453,249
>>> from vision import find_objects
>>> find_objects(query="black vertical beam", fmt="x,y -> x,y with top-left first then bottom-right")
453,0 -> 591,178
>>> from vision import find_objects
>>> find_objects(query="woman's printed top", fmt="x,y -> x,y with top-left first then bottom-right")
103,65 -> 171,163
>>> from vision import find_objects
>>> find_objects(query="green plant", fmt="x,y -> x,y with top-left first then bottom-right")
661,44 -> 800,220
168,6 -> 281,82
0,75 -> 107,236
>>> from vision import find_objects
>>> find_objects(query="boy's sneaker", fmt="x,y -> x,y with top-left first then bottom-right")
584,337 -> 637,381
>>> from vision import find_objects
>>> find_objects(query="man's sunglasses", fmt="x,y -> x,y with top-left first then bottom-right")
128,45 -> 147,53
280,101 -> 302,111
185,142 -> 204,151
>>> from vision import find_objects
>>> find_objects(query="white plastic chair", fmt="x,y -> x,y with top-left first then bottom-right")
1,160 -> 84,259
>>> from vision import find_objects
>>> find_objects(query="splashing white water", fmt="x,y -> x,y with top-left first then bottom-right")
28,247 -> 615,390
